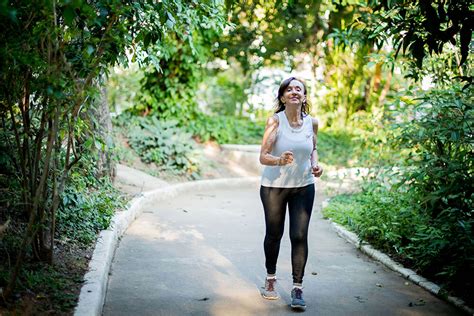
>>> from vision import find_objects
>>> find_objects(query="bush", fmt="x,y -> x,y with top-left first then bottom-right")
318,129 -> 355,167
395,85 -> 473,301
185,112 -> 264,144
323,179 -> 426,257
317,125 -> 397,169
397,86 -> 473,219
0,143 -> 124,312
323,84 -> 474,303
55,151 -> 126,245
57,173 -> 124,245
125,116 -> 199,176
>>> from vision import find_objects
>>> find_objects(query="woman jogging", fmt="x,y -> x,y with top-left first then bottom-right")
259,77 -> 323,310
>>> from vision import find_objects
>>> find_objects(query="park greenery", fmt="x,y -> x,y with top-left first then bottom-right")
0,0 -> 472,313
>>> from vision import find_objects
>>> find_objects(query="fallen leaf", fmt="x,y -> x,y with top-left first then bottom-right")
197,297 -> 210,301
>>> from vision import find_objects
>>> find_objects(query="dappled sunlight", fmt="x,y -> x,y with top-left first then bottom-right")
190,243 -> 281,315
118,213 -> 283,315
127,218 -> 204,242
221,149 -> 263,176
227,160 -> 260,177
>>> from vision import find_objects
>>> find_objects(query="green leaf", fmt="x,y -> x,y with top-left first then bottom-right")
87,45 -> 95,56
63,6 -> 76,26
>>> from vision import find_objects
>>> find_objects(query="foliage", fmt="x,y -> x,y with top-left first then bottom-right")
132,4 -> 226,119
107,64 -> 144,114
185,111 -> 265,144
57,162 -> 125,245
317,45 -> 395,126
321,0 -> 474,304
199,64 -> 252,117
362,0 -> 472,79
115,115 -> 199,176
0,263 -> 79,313
316,98 -> 402,168
324,86 -> 474,303
316,2 -> 406,127
0,148 -> 124,312
218,1 -> 400,127
0,0 -> 227,303
133,35 -> 210,120
323,172 -> 474,304
318,128 -> 393,169
219,0 -> 324,72
323,179 -> 426,255
395,86 -> 473,292
397,86 -> 473,216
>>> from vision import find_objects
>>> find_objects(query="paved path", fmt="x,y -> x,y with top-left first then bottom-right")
114,164 -> 169,195
103,181 -> 464,316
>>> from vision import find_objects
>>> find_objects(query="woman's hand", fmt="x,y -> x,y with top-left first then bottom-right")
279,151 -> 294,165
311,164 -> 323,177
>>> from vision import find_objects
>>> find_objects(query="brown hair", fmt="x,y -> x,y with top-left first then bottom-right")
274,77 -> 311,116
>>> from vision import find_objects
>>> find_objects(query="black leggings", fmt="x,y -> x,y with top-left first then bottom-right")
260,184 -> 315,284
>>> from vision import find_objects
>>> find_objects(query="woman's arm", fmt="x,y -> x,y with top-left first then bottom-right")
311,117 -> 323,177
259,115 -> 293,166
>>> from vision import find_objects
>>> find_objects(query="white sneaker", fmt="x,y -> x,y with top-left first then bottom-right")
262,278 -> 279,300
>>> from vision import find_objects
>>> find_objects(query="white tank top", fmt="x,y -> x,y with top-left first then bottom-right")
261,111 -> 315,188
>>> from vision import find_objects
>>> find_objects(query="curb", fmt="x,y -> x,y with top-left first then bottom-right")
74,177 -> 260,316
322,201 -> 474,315
220,144 -> 260,152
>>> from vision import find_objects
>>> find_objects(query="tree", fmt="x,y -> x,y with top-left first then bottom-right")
363,0 -> 472,80
0,0 -> 226,301
213,1 -> 395,125
218,0 -> 324,73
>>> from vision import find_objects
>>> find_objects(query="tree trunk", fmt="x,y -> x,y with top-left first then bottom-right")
95,85 -> 115,179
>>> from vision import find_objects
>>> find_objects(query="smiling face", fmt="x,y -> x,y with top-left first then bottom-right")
280,79 -> 306,107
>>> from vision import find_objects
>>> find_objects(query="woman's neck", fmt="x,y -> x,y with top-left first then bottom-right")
284,106 -> 302,123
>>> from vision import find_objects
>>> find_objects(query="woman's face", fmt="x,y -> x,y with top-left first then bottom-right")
281,80 -> 306,107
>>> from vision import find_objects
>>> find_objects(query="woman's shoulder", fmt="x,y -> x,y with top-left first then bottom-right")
264,114 -> 279,131
266,113 -> 280,126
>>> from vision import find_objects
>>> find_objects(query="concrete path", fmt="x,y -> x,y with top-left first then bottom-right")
114,164 -> 169,195
103,180 -> 464,316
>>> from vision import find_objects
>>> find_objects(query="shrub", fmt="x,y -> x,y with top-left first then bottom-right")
395,86 -> 473,300
397,86 -> 473,221
185,112 -> 264,144
56,155 -> 126,245
323,174 -> 473,304
126,116 -> 199,175
323,84 -> 474,302
323,179 -> 426,257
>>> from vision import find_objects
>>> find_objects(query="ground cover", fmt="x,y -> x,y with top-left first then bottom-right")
323,179 -> 473,307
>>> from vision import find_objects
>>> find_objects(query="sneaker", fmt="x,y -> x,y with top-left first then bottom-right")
262,278 -> 279,300
290,287 -> 306,310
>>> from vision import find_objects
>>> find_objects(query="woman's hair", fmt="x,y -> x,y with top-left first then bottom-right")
274,77 -> 311,115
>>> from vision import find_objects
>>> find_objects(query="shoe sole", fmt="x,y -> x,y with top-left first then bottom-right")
290,304 -> 306,310
262,294 -> 279,300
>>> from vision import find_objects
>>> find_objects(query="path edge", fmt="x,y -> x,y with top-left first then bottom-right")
74,176 -> 259,316
323,200 -> 474,315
